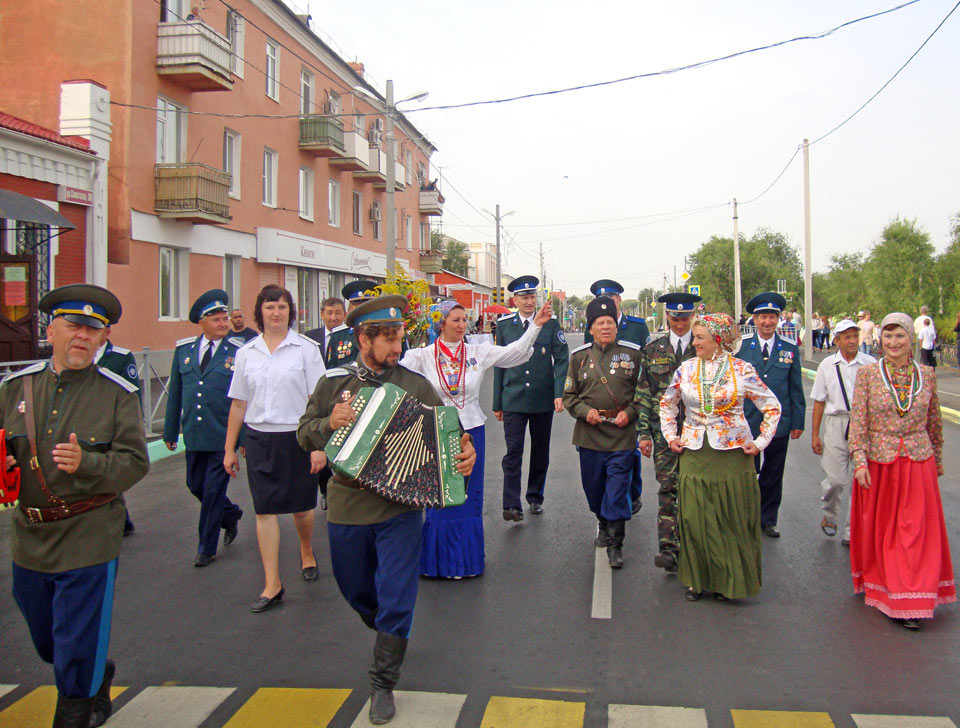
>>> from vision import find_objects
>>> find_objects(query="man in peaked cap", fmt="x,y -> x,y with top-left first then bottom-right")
164,289 -> 246,567
736,291 -> 805,538
0,283 -> 148,727
299,294 -> 476,725
493,275 -> 569,521
635,291 -> 701,572
324,279 -> 378,368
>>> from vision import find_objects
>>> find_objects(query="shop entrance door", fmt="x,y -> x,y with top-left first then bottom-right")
0,255 -> 38,361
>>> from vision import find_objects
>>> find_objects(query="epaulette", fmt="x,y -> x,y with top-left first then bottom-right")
624,315 -> 646,323
331,324 -> 349,333
322,367 -> 350,378
298,333 -> 321,346
226,336 -> 245,348
110,345 -> 131,355
498,312 -> 517,321
571,342 -> 592,354
618,340 -> 642,350
98,366 -> 140,393
1,361 -> 47,385
176,336 -> 198,347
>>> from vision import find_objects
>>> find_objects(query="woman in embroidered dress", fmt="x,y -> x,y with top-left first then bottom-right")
660,313 -> 781,602
400,299 -> 552,578
848,312 -> 955,630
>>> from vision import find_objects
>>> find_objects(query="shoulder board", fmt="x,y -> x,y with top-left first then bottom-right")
98,366 -> 139,393
110,345 -> 131,355
741,332 -> 757,341
176,336 -> 198,347
498,313 -> 517,321
331,324 -> 349,333
298,333 -> 321,346
1,361 -> 47,385
322,367 -> 350,378
226,336 -> 245,348
624,315 -> 646,324
618,340 -> 641,351
571,342 -> 592,354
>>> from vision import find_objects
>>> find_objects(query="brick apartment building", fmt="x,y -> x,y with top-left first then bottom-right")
0,0 -> 442,351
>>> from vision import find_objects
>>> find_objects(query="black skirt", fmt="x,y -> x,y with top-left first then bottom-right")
243,426 -> 318,514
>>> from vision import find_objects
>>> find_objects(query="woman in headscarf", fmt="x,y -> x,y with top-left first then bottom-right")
399,298 -> 552,577
660,313 -> 781,602
848,312 -> 955,630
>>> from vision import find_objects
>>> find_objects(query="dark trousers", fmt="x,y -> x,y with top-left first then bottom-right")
629,450 -> 643,505
577,447 -> 634,521
754,435 -> 789,527
186,450 -> 242,556
318,464 -> 332,496
327,510 -> 423,639
501,410 -> 553,509
12,559 -> 117,698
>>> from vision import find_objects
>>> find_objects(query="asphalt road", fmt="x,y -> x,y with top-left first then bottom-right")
1,333 -> 958,727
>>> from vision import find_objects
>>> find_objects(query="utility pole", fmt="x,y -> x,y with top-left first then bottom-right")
732,198 -> 742,320
385,80 -> 396,278
802,139 -> 813,361
484,204 -> 514,304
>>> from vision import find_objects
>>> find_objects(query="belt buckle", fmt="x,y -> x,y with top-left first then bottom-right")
29,456 -> 39,471
24,507 -> 43,523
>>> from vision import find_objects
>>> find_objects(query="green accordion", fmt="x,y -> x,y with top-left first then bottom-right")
325,383 -> 466,508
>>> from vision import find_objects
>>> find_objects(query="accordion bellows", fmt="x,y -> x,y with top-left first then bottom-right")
325,383 -> 466,508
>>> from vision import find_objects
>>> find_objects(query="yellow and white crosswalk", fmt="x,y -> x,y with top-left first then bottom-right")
0,685 -> 956,727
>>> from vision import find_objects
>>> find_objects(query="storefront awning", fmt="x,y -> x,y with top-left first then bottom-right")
0,189 -> 76,229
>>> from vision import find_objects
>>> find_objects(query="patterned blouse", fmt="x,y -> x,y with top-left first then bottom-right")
848,361 -> 943,472
660,355 -> 782,451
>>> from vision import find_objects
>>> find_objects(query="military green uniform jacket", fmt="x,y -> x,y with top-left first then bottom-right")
585,314 -> 650,348
0,361 -> 149,572
563,340 -> 642,451
635,334 -> 696,442
324,325 -> 358,367
297,361 -> 444,526
493,314 -> 569,413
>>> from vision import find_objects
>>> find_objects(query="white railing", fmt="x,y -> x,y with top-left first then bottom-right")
157,21 -> 233,83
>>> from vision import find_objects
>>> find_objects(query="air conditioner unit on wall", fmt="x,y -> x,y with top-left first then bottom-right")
369,205 -> 381,221
375,118 -> 385,132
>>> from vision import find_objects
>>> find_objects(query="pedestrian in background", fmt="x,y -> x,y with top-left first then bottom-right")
913,305 -> 933,337
809,319 -> 875,544
811,312 -> 822,352
858,311 -> 875,355
223,285 -> 326,613
660,313 -> 781,601
918,317 -> 937,368
953,311 -> 960,368
229,308 -> 259,343
820,314 -> 831,350
848,313 -> 955,630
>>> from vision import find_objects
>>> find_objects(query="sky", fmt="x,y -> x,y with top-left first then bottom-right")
290,0 -> 959,298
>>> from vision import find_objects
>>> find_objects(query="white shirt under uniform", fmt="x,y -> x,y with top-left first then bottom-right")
399,322 -> 541,430
228,329 -> 326,432
810,349 -> 876,537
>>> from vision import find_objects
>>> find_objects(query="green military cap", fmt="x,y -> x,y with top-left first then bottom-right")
345,295 -> 409,328
39,284 -> 122,329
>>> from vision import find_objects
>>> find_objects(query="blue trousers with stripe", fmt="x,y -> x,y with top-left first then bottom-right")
186,450 -> 242,556
577,447 -> 635,521
328,510 -> 422,638
12,559 -> 117,698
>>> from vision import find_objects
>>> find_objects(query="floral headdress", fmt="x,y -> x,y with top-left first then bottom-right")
694,313 -> 741,354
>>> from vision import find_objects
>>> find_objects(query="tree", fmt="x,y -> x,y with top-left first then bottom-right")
811,252 -> 864,317
441,240 -> 469,277
862,218 -> 935,316
934,211 -> 960,320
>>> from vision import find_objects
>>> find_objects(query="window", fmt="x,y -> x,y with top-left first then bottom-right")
300,68 -> 314,114
297,268 -> 318,331
223,254 -> 240,305
354,113 -> 364,135
327,91 -> 341,115
352,190 -> 362,235
417,163 -> 426,187
299,167 -> 314,220
405,150 -> 413,186
405,215 -> 413,251
371,200 -> 381,240
223,129 -> 240,198
262,148 -> 277,207
226,11 -> 245,77
420,222 -> 429,251
156,97 -> 185,164
159,246 -> 184,319
265,40 -> 279,101
328,179 -> 340,227
160,0 -> 185,22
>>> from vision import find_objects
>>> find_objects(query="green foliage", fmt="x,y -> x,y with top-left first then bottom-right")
811,252 -> 864,318
440,239 -> 470,277
862,218 -> 935,315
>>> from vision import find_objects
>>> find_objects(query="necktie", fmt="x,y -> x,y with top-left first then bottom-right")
200,341 -> 213,372
675,340 -> 683,359
762,343 -> 770,361
523,319 -> 530,331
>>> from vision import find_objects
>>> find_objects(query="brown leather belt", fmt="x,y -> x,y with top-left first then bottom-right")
21,494 -> 117,524
597,407 -> 625,419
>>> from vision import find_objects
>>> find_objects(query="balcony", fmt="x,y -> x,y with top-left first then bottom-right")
419,189 -> 444,216
299,115 -> 345,157
353,148 -> 387,185
328,129 -> 369,171
156,21 -> 234,91
420,250 -> 444,273
155,163 -> 231,224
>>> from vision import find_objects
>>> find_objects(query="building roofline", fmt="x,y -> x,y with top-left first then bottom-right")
0,111 -> 96,155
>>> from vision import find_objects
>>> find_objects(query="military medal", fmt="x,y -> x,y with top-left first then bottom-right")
184,357 -> 190,364
541,346 -> 546,355
17,400 -> 25,414
435,339 -> 467,409
341,390 -> 352,401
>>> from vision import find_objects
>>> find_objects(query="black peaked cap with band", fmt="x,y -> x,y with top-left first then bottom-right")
658,291 -> 702,318
745,292 -> 787,315
39,284 -> 122,329
342,280 -> 379,303
188,288 -> 230,324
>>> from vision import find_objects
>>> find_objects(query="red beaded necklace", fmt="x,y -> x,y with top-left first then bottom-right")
434,338 -> 467,409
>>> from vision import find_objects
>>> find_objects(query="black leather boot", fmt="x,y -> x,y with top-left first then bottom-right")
52,694 -> 92,728
606,520 -> 625,569
360,610 -> 379,630
89,659 -> 115,727
368,631 -> 408,724
594,518 -> 608,548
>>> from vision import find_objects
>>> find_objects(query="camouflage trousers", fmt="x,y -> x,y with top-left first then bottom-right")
652,433 -> 679,556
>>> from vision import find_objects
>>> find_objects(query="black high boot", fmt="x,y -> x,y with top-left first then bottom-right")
594,517 -> 608,548
606,520 -> 625,569
368,631 -> 408,724
89,660 -> 115,727
52,694 -> 92,728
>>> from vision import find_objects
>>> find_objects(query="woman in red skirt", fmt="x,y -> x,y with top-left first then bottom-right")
848,312 -> 955,629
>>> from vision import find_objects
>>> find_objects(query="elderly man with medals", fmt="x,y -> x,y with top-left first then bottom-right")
298,295 -> 477,724
323,279 -> 377,367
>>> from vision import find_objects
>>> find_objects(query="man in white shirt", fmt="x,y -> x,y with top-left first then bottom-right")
810,319 -> 876,544
919,317 -> 938,367
914,305 -> 933,336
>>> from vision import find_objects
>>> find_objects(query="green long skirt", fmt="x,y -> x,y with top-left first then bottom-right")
677,440 -> 762,598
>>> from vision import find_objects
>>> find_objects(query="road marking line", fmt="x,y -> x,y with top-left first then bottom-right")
852,716 -> 957,728
609,704 -> 708,727
0,685 -> 126,728
732,709 -> 836,727
225,687 -> 351,727
481,696 -> 585,727
351,691 -> 466,727
107,686 -> 234,727
591,547 -> 612,619
0,687 -> 14,701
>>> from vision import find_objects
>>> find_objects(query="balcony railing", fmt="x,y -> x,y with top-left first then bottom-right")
419,189 -> 444,216
328,130 -> 369,171
156,21 -> 234,91
354,148 -> 388,185
155,163 -> 231,224
299,115 -> 345,156
419,250 -> 444,274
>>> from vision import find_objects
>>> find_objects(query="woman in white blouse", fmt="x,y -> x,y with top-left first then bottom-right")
659,313 -> 781,602
223,285 -> 327,613
400,299 -> 552,578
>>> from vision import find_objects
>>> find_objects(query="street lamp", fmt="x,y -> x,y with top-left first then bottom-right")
481,206 -> 514,303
